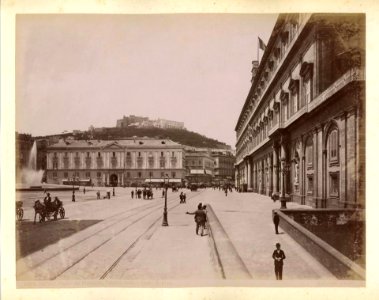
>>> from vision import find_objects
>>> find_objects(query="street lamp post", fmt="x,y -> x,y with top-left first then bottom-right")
280,162 -> 290,209
162,174 -> 169,226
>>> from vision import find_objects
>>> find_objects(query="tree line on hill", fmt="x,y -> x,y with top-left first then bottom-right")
70,127 -> 230,149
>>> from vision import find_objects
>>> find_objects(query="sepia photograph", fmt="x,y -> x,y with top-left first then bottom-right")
14,11 -> 365,285
2,1 -> 378,299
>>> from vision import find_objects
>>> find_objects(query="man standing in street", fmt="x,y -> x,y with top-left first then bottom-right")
273,212 -> 280,234
272,243 -> 286,280
186,203 -> 207,236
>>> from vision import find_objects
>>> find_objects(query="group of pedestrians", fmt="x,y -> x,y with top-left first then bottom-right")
131,188 -> 153,199
95,189 -> 112,199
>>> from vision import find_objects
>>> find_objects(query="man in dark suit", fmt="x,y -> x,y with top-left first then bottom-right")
273,212 -> 280,234
186,203 -> 207,236
272,243 -> 286,280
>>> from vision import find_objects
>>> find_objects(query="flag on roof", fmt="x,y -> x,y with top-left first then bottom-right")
258,37 -> 267,51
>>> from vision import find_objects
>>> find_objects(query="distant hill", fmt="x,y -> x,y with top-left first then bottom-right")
73,127 -> 231,149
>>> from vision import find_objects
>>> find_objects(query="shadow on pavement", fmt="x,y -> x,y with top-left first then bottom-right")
16,219 -> 101,260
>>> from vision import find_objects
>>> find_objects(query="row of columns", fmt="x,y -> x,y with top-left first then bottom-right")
238,137 -> 289,202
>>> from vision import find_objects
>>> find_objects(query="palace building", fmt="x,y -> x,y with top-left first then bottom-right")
45,138 -> 185,186
235,14 -> 365,208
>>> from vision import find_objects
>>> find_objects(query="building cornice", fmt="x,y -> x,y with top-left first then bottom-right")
236,14 -> 313,141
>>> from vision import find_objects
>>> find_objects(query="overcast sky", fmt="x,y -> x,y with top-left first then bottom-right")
16,14 -> 277,147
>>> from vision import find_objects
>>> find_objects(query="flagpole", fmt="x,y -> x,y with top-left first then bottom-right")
257,37 -> 259,63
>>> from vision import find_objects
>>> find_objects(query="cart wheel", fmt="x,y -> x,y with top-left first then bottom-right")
39,213 -> 45,223
59,207 -> 65,219
17,208 -> 24,221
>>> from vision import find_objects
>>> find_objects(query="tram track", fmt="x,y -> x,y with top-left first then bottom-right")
17,197 -> 168,277
17,190 -> 204,280
98,193 -> 199,280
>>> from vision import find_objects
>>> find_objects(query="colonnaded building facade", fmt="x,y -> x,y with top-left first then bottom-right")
235,14 -> 365,208
45,138 -> 185,186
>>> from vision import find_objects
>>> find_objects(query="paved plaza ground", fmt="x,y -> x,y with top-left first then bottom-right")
16,186 -> 339,286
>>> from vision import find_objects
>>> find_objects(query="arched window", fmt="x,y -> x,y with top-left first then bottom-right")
328,129 -> 339,163
305,137 -> 313,168
326,126 -> 340,198
300,62 -> 314,106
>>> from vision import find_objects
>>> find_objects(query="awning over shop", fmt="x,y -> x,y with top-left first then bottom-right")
190,169 -> 212,175
144,178 -> 182,183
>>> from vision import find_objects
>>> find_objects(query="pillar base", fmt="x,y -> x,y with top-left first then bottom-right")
279,198 -> 287,209
162,211 -> 168,226
279,194 -> 290,209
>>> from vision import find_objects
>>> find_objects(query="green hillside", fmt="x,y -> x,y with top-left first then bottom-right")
74,127 -> 231,149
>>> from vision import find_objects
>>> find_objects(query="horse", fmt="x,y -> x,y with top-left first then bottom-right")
33,200 -> 46,224
33,198 -> 63,224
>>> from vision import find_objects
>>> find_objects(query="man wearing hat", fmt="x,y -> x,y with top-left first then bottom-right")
273,212 -> 280,234
44,192 -> 52,211
272,243 -> 286,280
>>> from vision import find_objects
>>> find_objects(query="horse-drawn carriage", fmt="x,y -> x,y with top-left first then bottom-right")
145,189 -> 154,199
16,201 -> 24,221
33,197 -> 65,224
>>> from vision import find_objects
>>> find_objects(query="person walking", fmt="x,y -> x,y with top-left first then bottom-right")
96,191 -> 100,199
83,187 -> 86,194
273,212 -> 280,234
272,243 -> 286,280
186,203 -> 207,236
131,190 -> 134,199
72,191 -> 76,202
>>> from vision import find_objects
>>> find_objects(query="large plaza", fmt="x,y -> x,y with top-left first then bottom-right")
15,186 -> 359,286
6,10 -> 369,300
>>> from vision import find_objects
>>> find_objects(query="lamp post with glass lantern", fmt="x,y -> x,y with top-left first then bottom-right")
162,174 -> 169,226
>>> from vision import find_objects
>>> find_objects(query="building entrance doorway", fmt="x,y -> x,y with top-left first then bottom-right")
110,174 -> 118,187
